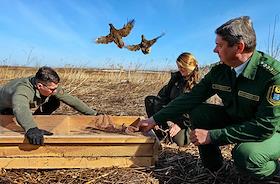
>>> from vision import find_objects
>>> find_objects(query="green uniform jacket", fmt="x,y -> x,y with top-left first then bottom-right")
0,76 -> 97,131
153,50 -> 280,145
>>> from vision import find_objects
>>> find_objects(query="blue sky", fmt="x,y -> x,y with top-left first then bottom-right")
0,0 -> 279,70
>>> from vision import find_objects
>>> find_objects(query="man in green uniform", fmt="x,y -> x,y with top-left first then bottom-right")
138,16 -> 280,180
0,66 -> 97,145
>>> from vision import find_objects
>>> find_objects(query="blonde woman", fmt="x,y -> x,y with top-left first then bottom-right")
145,52 -> 199,146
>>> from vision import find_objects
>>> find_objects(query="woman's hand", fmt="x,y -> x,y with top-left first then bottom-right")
169,123 -> 181,137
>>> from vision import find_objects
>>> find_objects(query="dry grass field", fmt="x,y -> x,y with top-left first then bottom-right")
0,66 -> 278,184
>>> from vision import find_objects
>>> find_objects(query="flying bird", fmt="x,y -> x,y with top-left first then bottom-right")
125,33 -> 165,54
95,19 -> 135,48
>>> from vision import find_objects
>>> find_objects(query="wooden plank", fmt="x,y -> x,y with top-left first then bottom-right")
0,115 -> 24,135
0,115 -> 68,135
0,115 -> 159,169
0,157 -> 154,169
38,115 -> 70,135
0,115 -> 143,135
0,144 -> 155,157
0,135 -> 155,144
64,115 -> 141,126
33,115 -> 69,132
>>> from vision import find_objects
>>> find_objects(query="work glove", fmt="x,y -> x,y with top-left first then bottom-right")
25,127 -> 53,145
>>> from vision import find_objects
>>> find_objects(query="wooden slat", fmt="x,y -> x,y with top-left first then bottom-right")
0,157 -> 154,169
0,115 -> 144,135
0,115 -> 24,136
0,135 -> 155,144
0,115 -> 159,169
0,144 -> 155,157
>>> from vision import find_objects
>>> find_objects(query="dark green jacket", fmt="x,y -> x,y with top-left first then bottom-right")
0,76 -> 97,131
153,50 -> 280,145
157,71 -> 188,105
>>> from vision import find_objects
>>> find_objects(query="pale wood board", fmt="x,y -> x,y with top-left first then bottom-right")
0,157 -> 154,169
0,115 -> 160,169
0,144 -> 155,157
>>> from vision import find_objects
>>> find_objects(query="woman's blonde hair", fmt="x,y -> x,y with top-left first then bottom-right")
176,52 -> 199,91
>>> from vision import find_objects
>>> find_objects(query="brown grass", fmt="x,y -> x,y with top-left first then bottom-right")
0,66 -> 278,184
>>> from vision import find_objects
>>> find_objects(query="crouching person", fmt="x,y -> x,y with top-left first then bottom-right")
145,52 -> 199,146
138,16 -> 280,180
0,66 -> 97,145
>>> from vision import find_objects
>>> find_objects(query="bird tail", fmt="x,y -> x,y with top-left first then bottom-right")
155,32 -> 165,40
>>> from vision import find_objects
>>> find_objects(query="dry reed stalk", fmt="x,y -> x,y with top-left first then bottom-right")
0,66 -> 35,85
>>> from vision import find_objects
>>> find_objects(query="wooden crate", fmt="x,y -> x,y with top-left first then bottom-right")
0,115 -> 160,169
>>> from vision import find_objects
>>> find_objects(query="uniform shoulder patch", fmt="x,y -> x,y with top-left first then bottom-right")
56,87 -> 65,95
259,57 -> 280,76
266,85 -> 280,105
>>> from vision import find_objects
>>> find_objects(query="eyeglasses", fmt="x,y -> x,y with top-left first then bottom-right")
41,83 -> 58,92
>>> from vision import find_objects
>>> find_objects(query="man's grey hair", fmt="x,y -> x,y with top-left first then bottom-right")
215,16 -> 256,52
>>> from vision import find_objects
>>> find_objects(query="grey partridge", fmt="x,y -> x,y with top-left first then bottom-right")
95,19 -> 135,48
125,33 -> 165,54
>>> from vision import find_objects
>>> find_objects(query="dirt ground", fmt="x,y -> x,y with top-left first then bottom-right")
0,68 -> 279,184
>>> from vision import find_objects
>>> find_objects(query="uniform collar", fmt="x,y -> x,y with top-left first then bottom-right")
233,61 -> 248,77
241,50 -> 262,80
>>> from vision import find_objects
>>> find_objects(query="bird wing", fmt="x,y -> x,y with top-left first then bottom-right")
146,33 -> 165,46
125,44 -> 141,51
119,19 -> 135,37
95,34 -> 114,44
113,36 -> 125,48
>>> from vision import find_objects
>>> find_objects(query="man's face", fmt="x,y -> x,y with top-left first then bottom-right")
213,35 -> 238,67
37,82 -> 58,97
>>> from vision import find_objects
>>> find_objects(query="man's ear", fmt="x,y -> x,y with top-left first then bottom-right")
236,41 -> 245,54
36,82 -> 43,89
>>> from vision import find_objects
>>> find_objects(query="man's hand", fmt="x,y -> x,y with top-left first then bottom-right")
189,129 -> 211,146
169,123 -> 181,137
25,127 -> 53,145
137,118 -> 156,133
